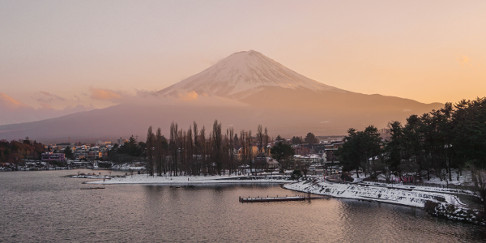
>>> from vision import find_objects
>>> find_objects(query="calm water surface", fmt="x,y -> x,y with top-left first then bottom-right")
0,170 -> 484,242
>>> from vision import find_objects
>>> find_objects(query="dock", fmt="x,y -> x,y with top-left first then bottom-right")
239,195 -> 326,203
80,187 -> 105,190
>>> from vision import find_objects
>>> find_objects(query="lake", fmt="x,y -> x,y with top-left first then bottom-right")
0,170 -> 484,242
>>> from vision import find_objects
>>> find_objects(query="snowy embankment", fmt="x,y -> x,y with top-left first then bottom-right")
283,179 -> 466,208
87,174 -> 290,186
359,181 -> 476,197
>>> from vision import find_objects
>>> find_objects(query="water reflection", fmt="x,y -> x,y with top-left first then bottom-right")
0,170 -> 484,242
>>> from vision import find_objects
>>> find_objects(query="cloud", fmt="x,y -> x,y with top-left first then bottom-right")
0,92 -> 26,109
179,91 -> 199,101
135,89 -> 158,97
37,91 -> 66,102
35,91 -> 67,108
90,88 -> 122,100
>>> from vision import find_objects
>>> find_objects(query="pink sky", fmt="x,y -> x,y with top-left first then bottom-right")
1,0 -> 485,119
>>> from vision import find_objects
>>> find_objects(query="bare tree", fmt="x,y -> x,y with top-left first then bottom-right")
200,126 -> 208,175
169,122 -> 179,176
192,122 -> 200,175
185,127 -> 194,175
154,128 -> 167,176
246,130 -> 254,175
257,125 -> 264,154
145,126 -> 155,176
226,127 -> 235,175
212,120 -> 223,175
264,127 -> 269,155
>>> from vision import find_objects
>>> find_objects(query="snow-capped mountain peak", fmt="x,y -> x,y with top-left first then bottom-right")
158,50 -> 340,98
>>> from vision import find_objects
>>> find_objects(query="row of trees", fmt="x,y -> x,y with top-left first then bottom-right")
0,139 -> 45,163
144,121 -> 272,176
338,126 -> 382,178
290,132 -> 319,145
339,98 -> 486,181
338,98 -> 486,209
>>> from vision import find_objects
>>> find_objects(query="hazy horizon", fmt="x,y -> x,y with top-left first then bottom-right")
0,50 -> 444,142
1,0 -> 485,143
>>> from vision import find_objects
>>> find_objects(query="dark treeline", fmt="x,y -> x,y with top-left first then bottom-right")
338,98 -> 486,208
340,98 -> 486,177
0,139 -> 45,163
108,136 -> 146,162
290,132 -> 319,145
144,121 -> 271,176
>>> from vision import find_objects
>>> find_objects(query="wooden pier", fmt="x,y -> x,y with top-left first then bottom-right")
80,187 -> 105,190
239,195 -> 326,203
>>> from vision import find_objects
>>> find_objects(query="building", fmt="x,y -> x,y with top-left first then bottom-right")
324,141 -> 343,164
254,153 -> 280,171
41,152 -> 66,163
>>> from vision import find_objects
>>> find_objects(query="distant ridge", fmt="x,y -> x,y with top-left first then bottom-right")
0,51 -> 442,142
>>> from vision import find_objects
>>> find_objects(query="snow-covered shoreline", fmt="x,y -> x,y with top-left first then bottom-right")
283,179 -> 468,208
88,173 -> 475,210
86,174 -> 291,186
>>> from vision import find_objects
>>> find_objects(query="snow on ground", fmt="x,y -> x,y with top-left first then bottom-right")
349,170 -> 473,186
87,174 -> 290,186
359,181 -> 476,197
284,179 -> 467,208
111,163 -> 145,171
421,170 -> 473,186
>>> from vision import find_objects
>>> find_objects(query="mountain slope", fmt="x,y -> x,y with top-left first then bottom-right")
158,50 -> 343,98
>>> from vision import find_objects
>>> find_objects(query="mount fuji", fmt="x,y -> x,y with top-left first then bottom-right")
158,50 -> 341,98
0,50 -> 442,142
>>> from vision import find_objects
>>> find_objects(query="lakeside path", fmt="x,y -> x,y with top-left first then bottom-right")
284,179 -> 473,208
86,174 -> 290,186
